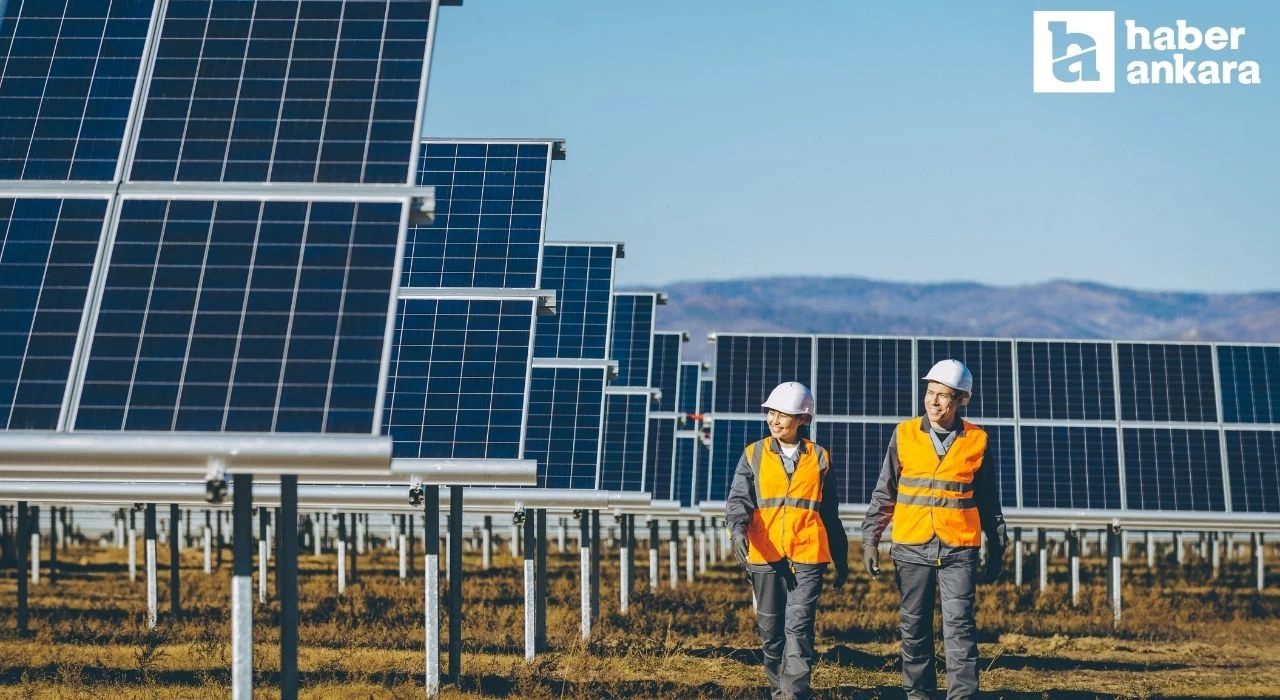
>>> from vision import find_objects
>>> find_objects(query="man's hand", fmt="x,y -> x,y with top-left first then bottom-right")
862,543 -> 880,578
731,532 -> 749,567
984,546 -> 1005,583
832,563 -> 849,589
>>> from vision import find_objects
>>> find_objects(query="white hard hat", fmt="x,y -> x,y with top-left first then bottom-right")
761,381 -> 816,417
922,359 -> 973,394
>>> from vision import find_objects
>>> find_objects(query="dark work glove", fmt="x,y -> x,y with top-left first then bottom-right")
985,546 -> 1005,583
863,543 -> 881,579
832,564 -> 849,589
775,562 -> 798,592
731,533 -> 749,567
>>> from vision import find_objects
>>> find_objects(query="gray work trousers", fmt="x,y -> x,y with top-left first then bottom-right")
894,548 -> 979,700
749,563 -> 825,699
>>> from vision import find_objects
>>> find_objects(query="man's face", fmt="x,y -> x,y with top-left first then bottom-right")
766,409 -> 805,444
923,381 -> 960,428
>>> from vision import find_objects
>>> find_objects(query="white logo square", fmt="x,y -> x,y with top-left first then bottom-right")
1033,11 -> 1116,93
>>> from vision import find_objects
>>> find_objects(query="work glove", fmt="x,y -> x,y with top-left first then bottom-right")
831,563 -> 849,589
731,532 -> 749,567
984,546 -> 1005,583
862,543 -> 881,579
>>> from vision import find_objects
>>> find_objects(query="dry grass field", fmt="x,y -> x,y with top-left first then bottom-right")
1,534 -> 1278,698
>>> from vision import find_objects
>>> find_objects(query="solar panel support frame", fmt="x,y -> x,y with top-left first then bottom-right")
1210,344 -> 1235,511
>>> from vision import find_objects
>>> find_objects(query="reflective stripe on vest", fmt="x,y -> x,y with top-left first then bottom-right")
745,437 -> 831,565
890,419 -> 986,547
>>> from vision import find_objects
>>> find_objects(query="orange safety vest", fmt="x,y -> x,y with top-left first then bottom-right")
743,437 -> 832,565
891,419 -> 986,547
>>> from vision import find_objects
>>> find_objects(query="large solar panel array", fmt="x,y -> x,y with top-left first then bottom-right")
0,1 -> 439,444
703,333 -> 1280,514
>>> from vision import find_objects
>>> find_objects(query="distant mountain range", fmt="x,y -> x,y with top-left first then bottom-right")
638,277 -> 1280,364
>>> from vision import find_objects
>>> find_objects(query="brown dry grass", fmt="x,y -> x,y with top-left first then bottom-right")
0,536 -> 1277,698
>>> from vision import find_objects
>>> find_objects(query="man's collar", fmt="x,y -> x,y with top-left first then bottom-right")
918,415 -> 965,436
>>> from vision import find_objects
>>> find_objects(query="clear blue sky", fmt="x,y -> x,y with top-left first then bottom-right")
422,1 -> 1279,294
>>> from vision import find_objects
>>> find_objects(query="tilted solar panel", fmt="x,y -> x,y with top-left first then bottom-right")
405,141 -> 549,288
646,417 -> 675,500
534,243 -> 613,360
713,335 -> 812,413
1123,427 -> 1225,511
1224,429 -> 1280,513
1020,425 -> 1121,510
649,332 -> 681,412
706,417 -> 768,501
598,391 -> 648,491
673,434 -> 697,508
821,420 -> 896,506
524,365 -> 605,489
74,198 -> 400,434
1016,341 -> 1116,421
608,293 -> 655,387
1117,342 -> 1217,423
699,377 -> 712,414
677,362 -> 699,415
817,336 -> 913,417
383,297 -> 533,459
916,338 -> 1015,419
130,0 -> 432,184
0,0 -> 153,181
0,197 -> 106,430
1217,344 -> 1280,424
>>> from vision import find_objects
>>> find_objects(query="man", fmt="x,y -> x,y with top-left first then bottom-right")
725,381 -> 849,700
862,359 -> 1008,700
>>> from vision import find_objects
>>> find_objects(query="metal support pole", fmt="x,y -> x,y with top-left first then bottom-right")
482,515 -> 492,570
408,515 -> 416,578
399,514 -> 408,582
258,509 -> 268,604
558,517 -> 566,553
590,511 -> 601,623
578,512 -> 591,641
1109,524 -> 1122,627
1211,532 -> 1221,579
231,474 -> 254,699
424,488 -> 440,697
348,512 -> 358,584
355,512 -> 365,555
522,509 -> 535,662
510,521 -> 519,558
127,508 -> 136,583
619,515 -> 630,615
448,486 -> 463,682
1145,531 -> 1155,569
203,525 -> 212,574
535,509 -> 547,652
684,520 -> 694,583
280,475 -> 299,700
1068,529 -> 1081,607
216,509 -> 224,568
698,517 -> 708,575
337,514 -> 346,595
1256,533 -> 1266,591
1037,528 -> 1048,594
322,513 -> 329,552
48,507 -> 57,584
16,502 -> 28,634
169,504 -> 180,617
145,504 -> 158,627
29,506 -> 39,585
668,520 -> 679,590
1175,532 -> 1185,565
1013,527 -> 1023,586
649,518 -> 659,590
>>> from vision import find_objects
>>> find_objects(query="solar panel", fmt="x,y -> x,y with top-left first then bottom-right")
673,434 -> 696,507
0,197 -> 107,430
1122,427 -> 1224,511
1117,343 -> 1217,423
0,0 -> 153,181
130,0 -> 432,184
405,141 -> 551,288
649,332 -> 682,412
916,339 -> 1015,419
598,391 -> 648,492
821,421 -> 896,506
817,337 -> 913,417
699,377 -> 712,414
646,417 -> 675,500
1217,344 -> 1280,424
1016,341 -> 1116,421
382,297 -> 534,459
73,198 -> 400,434
697,437 -> 711,503
1020,425 -> 1121,509
677,362 -> 699,415
707,418 -> 768,500
523,365 -> 605,489
713,335 -> 812,413
534,243 -> 613,360
608,293 -> 655,387
1224,430 -> 1280,513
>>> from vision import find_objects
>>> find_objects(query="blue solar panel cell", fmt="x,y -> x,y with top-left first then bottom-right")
1217,345 -> 1280,424
599,392 -> 648,491
524,365 -> 604,489
1016,341 -> 1116,421
405,142 -> 549,288
699,378 -> 712,414
821,421 -> 897,506
713,335 -> 812,413
1117,343 -> 1217,423
383,298 -> 533,459
608,294 -> 655,387
817,337 -> 913,417
1020,425 -> 1121,509
75,198 -> 399,434
0,0 -> 152,181
534,243 -> 612,359
678,363 -> 699,415
0,197 -> 105,430
646,417 -> 675,500
707,418 -> 769,500
1123,428 -> 1224,511
916,339 -> 1015,419
650,333 -> 681,412
131,0 -> 430,184
1225,429 -> 1280,513
674,434 -> 697,507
